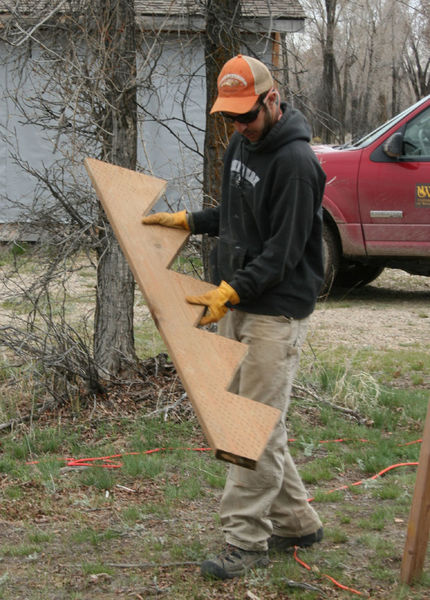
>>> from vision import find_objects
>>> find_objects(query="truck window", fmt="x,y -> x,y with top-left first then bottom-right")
403,107 -> 430,158
351,96 -> 430,149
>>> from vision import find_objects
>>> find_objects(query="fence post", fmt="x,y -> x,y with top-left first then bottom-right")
400,398 -> 430,584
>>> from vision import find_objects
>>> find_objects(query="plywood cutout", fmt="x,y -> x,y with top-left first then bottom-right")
85,158 -> 280,469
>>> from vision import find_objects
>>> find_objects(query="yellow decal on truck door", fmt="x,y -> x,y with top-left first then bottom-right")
415,184 -> 430,207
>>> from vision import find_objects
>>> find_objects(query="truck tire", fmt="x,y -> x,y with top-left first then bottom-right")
320,223 -> 340,296
334,263 -> 385,289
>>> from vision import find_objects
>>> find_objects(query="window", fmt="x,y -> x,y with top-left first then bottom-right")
403,107 -> 430,158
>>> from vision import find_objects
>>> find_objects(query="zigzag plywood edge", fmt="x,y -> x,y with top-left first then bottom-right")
84,158 -> 280,469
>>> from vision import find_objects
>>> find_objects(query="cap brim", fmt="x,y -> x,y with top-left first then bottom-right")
210,94 -> 259,115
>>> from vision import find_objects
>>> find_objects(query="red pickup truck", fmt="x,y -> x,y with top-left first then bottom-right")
314,94 -> 430,294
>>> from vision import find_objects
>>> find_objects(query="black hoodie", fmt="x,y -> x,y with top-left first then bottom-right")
191,103 -> 326,319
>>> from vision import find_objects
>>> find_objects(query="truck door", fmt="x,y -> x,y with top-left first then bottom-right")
357,106 -> 430,256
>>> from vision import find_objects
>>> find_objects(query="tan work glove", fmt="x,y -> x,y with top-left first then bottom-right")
186,280 -> 240,326
141,209 -> 190,230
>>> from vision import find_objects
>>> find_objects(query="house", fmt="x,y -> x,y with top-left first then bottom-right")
0,1 -> 305,236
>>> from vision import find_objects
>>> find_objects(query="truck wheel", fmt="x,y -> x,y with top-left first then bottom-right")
320,224 -> 340,296
335,263 -> 384,289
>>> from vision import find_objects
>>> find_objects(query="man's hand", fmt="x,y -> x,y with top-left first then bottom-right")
186,280 -> 240,326
141,209 -> 190,230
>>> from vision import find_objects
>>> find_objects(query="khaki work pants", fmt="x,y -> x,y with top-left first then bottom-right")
217,310 -> 322,552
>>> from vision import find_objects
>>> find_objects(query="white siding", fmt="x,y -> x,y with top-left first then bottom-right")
0,43 -> 60,222
0,34 -> 273,223
138,35 -> 206,213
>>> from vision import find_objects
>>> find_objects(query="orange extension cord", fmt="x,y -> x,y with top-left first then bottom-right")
26,438 -> 421,597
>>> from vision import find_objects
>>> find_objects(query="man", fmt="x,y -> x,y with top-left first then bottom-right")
142,54 -> 326,580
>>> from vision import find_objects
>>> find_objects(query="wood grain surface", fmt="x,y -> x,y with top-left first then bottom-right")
85,158 -> 280,469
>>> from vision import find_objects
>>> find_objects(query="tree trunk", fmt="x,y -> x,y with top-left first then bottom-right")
321,0 -> 337,143
94,0 -> 138,376
360,20 -> 376,135
202,0 -> 241,280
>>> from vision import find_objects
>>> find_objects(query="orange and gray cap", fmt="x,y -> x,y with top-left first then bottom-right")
210,54 -> 273,115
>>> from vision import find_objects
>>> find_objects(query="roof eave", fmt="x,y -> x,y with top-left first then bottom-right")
136,15 -> 305,34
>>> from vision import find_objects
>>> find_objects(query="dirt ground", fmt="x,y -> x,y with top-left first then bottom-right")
1,268 -> 429,600
310,269 -> 430,351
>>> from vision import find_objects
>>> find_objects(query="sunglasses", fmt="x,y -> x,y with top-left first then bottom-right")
221,103 -> 263,124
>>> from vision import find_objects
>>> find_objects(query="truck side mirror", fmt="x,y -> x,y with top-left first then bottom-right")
383,132 -> 403,158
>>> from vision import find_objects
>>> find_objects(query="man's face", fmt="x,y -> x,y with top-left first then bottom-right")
222,91 -> 278,143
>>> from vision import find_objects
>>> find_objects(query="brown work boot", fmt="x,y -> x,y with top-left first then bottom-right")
268,527 -> 323,552
201,544 -> 269,580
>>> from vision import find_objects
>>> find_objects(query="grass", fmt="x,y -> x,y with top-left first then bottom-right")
1,252 -> 430,598
1,388 -> 426,599
80,562 -> 116,576
71,527 -> 122,547
134,315 -> 166,358
0,423 -> 427,600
